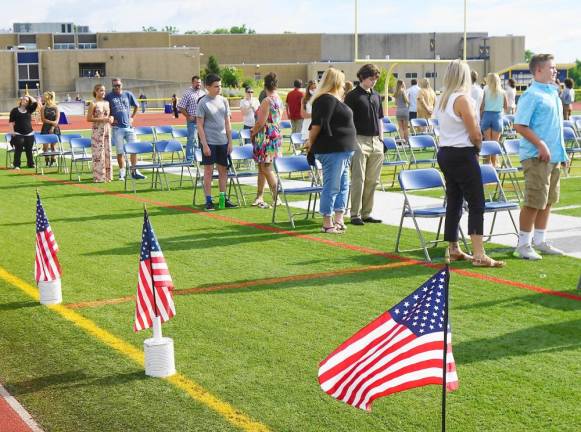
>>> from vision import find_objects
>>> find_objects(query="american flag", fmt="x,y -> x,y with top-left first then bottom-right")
133,210 -> 176,332
318,267 -> 458,411
35,193 -> 61,283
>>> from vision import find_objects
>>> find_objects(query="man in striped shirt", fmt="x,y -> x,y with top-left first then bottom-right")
177,75 -> 206,162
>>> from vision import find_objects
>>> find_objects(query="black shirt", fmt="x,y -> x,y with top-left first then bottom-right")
9,103 -> 38,135
310,94 -> 357,154
344,85 -> 384,136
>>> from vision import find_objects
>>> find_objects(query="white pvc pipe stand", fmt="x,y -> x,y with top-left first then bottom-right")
38,278 -> 62,305
144,316 -> 176,378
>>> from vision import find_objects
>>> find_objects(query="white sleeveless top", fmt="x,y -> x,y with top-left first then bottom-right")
434,92 -> 473,148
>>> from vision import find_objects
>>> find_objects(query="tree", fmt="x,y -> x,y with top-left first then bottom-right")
212,28 -> 230,34
230,24 -> 256,34
374,69 -> 397,96
568,60 -> 581,88
142,26 -> 157,32
203,56 -> 221,79
162,25 -> 179,34
221,66 -> 244,88
524,49 -> 535,63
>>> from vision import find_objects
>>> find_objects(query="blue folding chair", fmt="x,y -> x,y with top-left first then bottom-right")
155,140 -> 194,190
231,129 -> 244,146
407,135 -> 437,169
171,128 -> 189,139
154,125 -> 174,141
396,168 -> 467,262
502,116 -> 517,139
4,133 -> 14,168
34,134 -> 63,174
410,118 -> 430,135
479,164 -> 519,241
280,120 -> 293,151
480,140 -> 522,201
564,126 -> 581,174
382,117 -> 392,126
290,132 -> 305,154
272,155 -> 323,228
240,128 -> 251,144
228,144 -> 258,206
134,126 -> 157,143
69,138 -> 92,181
563,120 -> 577,132
59,133 -> 82,169
123,142 -> 162,192
380,137 -> 407,190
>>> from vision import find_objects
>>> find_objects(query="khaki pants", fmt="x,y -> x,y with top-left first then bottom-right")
350,135 -> 384,219
291,119 -> 303,134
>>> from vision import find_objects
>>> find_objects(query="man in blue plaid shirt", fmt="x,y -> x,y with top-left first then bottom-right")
177,75 -> 206,162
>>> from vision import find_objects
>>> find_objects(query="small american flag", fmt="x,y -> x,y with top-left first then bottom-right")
133,210 -> 176,332
35,193 -> 61,283
318,267 -> 458,411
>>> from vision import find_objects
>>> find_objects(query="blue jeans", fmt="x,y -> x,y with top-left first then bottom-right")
315,151 -> 353,216
186,121 -> 198,162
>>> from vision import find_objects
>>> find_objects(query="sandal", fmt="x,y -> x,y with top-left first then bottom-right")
252,198 -> 264,206
334,221 -> 347,231
257,201 -> 270,209
472,255 -> 506,268
321,226 -> 343,234
447,249 -> 472,262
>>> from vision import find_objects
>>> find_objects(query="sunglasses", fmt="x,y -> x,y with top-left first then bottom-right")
112,84 -> 122,88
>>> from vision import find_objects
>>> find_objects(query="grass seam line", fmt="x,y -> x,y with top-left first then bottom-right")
0,266 -> 271,432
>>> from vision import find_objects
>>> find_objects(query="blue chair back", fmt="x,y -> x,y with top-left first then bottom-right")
155,140 -> 183,153
171,128 -> 189,139
384,123 -> 398,134
231,130 -> 242,140
382,117 -> 392,124
428,118 -> 439,127
274,155 -> 311,173
124,141 -> 155,155
480,140 -> 503,157
280,120 -> 292,129
410,118 -> 429,128
70,138 -> 92,150
408,134 -> 436,149
383,137 -> 397,151
290,132 -> 304,146
134,126 -> 155,136
230,144 -> 254,161
398,168 -> 443,191
240,129 -> 251,140
563,127 -> 576,141
504,114 -> 515,124
35,134 -> 60,145
5,133 -> 12,142
563,120 -> 576,130
480,164 -> 501,185
503,139 -> 520,155
154,125 -> 174,135
59,134 -> 82,143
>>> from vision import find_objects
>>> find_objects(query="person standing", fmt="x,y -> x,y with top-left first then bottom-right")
87,84 -> 113,183
513,54 -> 568,260
177,75 -> 205,162
40,91 -> 60,167
394,80 -> 410,143
171,94 -> 179,118
300,80 -> 317,141
435,60 -> 505,267
197,73 -> 237,211
344,63 -> 384,226
285,79 -> 304,133
480,73 -> 508,166
560,78 -> 575,120
105,77 -> 144,181
138,92 -> 148,114
505,78 -> 517,115
9,95 -> 38,169
309,68 -> 357,233
470,70 -> 484,124
240,87 -> 259,143
406,79 -> 420,120
417,78 -> 436,120
250,72 -> 282,208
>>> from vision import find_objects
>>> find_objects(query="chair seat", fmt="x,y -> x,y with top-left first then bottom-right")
404,206 -> 447,217
160,161 -> 192,168
496,167 -> 519,174
384,160 -> 407,167
484,201 -> 519,211
282,186 -> 323,195
135,163 -> 160,169
413,158 -> 437,164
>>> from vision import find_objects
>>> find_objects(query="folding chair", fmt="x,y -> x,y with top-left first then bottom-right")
171,128 -> 189,140
231,130 -> 243,146
59,134 -> 82,171
228,144 -> 258,206
407,135 -> 437,169
34,134 -> 63,174
479,164 -> 519,242
154,125 -> 174,141
480,140 -> 522,200
4,133 -> 14,168
123,142 -> 163,192
563,120 -> 577,132
382,116 -> 392,126
501,139 -> 522,172
69,138 -> 93,181
290,132 -> 305,154
272,155 -> 323,228
380,137 -> 407,190
502,116 -> 517,139
155,140 -> 194,190
396,168 -> 467,262
564,126 -> 581,174
134,126 -> 157,143
410,118 -> 430,135
240,128 -> 251,144
280,120 -> 292,151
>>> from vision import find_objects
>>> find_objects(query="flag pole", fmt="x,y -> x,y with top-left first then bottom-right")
144,206 -> 162,341
441,265 -> 450,432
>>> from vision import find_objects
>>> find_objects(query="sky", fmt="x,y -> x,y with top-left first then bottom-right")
3,0 -> 580,62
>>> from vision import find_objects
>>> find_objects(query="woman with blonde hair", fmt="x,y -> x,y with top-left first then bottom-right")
40,91 -> 60,167
394,79 -> 410,143
480,72 -> 508,165
435,60 -> 505,267
417,78 -> 436,119
86,84 -> 113,182
308,67 -> 357,233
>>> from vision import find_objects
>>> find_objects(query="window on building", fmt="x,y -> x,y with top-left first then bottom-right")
79,63 -> 106,77
392,73 -> 399,78
425,72 -> 438,78
405,72 -> 418,79
18,34 -> 36,44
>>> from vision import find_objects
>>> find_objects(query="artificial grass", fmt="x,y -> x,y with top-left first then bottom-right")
0,152 -> 580,432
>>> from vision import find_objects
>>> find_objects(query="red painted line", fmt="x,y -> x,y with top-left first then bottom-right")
13,171 -> 581,302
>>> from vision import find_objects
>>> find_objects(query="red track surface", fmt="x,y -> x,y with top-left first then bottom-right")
0,393 -> 34,432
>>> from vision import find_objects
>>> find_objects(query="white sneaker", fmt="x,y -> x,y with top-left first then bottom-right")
533,241 -> 564,256
513,244 -> 542,260
119,174 -> 125,181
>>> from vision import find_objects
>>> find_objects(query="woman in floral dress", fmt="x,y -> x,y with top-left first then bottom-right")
86,84 -> 113,182
250,72 -> 282,208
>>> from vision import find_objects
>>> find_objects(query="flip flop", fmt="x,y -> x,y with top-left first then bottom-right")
472,256 -> 506,268
321,226 -> 343,234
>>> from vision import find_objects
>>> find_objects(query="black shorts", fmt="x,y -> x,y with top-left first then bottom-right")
201,144 -> 229,167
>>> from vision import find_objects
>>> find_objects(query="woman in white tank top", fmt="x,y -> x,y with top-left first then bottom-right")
434,60 -> 505,268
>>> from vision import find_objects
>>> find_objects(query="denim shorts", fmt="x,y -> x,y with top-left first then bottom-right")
112,127 -> 136,155
480,111 -> 503,132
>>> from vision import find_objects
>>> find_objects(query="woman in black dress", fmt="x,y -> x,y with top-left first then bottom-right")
9,95 -> 38,169
40,91 -> 61,166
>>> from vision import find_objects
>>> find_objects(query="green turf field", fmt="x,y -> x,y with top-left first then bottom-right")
0,145 -> 580,431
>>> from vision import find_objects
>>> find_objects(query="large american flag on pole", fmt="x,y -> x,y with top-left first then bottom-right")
318,267 -> 458,411
133,210 -> 176,332
35,193 -> 61,283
